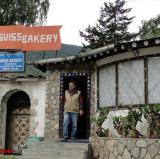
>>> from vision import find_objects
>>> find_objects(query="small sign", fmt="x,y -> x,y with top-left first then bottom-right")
0,52 -> 25,72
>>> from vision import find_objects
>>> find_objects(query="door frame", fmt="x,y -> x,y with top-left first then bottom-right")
59,72 -> 91,139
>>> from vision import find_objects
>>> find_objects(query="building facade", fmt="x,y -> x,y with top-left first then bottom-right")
38,38 -> 160,139
0,38 -> 160,149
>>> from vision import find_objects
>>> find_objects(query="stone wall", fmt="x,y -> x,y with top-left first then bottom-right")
44,69 -> 60,139
90,136 -> 160,159
44,62 -> 97,140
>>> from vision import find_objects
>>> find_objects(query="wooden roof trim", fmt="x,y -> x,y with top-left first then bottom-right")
27,38 -> 160,65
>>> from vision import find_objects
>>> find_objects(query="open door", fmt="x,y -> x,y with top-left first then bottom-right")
59,73 -> 91,139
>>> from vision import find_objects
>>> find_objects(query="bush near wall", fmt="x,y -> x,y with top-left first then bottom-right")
90,105 -> 160,159
112,105 -> 160,139
93,107 -> 109,137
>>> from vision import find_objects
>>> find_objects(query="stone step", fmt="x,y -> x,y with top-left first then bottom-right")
38,142 -> 88,149
40,140 -> 89,146
3,151 -> 88,159
40,142 -> 89,146
28,147 -> 88,152
22,149 -> 87,155
38,144 -> 88,150
14,151 -> 87,159
3,155 -> 87,159
15,154 -> 87,159
40,139 -> 89,144
3,141 -> 89,159
22,153 -> 87,158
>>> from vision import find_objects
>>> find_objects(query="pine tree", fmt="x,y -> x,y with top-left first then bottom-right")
139,15 -> 160,39
80,0 -> 136,49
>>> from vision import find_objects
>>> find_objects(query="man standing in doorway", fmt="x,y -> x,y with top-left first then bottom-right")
63,81 -> 83,141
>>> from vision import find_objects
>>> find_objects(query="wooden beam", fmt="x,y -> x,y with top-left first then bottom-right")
144,57 -> 148,104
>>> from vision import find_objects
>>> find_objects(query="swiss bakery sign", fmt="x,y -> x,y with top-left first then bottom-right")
0,25 -> 61,51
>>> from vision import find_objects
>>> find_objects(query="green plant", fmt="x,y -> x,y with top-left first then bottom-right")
113,106 -> 143,138
140,104 -> 160,138
113,116 -> 128,137
93,107 -> 109,137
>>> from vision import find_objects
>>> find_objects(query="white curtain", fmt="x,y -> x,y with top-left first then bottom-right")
99,65 -> 116,107
148,57 -> 160,103
118,60 -> 144,105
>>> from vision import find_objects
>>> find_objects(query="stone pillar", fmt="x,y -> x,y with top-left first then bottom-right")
44,70 -> 60,140
90,70 -> 97,137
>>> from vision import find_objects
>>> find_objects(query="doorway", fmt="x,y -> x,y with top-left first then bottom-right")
59,73 -> 91,139
5,91 -> 30,149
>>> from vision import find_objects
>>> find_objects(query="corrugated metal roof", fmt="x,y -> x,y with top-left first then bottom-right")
26,44 -> 81,62
0,44 -> 82,79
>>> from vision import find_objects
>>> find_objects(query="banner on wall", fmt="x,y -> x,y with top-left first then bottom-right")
0,25 -> 61,51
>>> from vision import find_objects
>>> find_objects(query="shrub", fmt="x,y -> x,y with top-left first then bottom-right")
113,106 -> 143,138
93,107 -> 109,137
140,104 -> 160,138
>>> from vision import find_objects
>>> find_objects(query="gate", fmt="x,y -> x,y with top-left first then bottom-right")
6,106 -> 30,149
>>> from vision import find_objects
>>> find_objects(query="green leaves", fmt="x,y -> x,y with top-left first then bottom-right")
0,0 -> 49,26
113,104 -> 160,138
140,104 -> 160,117
139,15 -> 160,39
93,107 -> 109,137
140,104 -> 160,138
127,106 -> 142,127
93,107 -> 109,127
113,106 -> 142,138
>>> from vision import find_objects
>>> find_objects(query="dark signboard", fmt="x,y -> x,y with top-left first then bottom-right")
0,52 -> 25,72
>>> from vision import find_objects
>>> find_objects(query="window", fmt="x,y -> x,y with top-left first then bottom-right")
148,57 -> 160,103
118,60 -> 144,105
99,65 -> 116,107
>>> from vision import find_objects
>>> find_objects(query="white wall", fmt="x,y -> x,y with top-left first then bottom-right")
0,80 -> 47,147
32,82 -> 46,137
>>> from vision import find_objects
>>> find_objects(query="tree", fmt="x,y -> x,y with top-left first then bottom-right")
0,0 -> 50,26
80,0 -> 136,49
139,15 -> 160,40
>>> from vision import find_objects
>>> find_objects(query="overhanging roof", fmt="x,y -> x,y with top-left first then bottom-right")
27,38 -> 160,65
27,44 -> 114,65
0,43 -> 82,79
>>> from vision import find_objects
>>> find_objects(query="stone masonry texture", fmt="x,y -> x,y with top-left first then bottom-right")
90,136 -> 160,159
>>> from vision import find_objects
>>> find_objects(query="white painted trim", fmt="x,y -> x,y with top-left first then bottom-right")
96,46 -> 160,67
